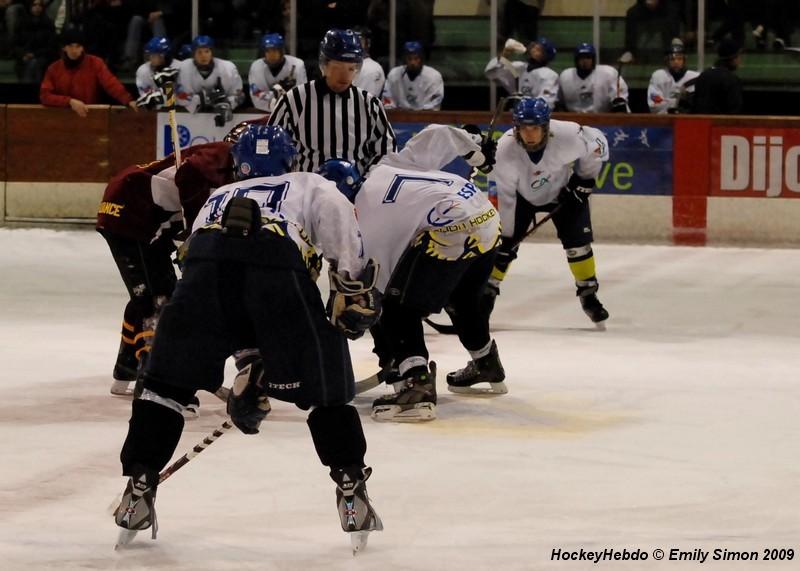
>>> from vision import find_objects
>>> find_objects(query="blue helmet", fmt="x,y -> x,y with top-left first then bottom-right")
575,42 -> 596,58
532,37 -> 557,63
231,125 -> 297,180
144,36 -> 171,57
403,41 -> 424,57
177,43 -> 193,60
319,29 -> 363,64
512,97 -> 550,152
192,35 -> 214,52
260,33 -> 285,52
317,159 -> 362,203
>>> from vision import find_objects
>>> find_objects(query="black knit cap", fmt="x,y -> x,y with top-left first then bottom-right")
60,24 -> 86,47
717,38 -> 742,60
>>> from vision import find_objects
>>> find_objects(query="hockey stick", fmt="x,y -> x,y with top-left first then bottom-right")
163,81 -> 182,166
109,419 -> 234,516
424,203 -> 564,335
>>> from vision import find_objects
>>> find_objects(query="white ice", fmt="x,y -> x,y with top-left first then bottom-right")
0,228 -> 798,570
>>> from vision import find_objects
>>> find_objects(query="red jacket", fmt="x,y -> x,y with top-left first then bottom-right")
40,54 -> 133,107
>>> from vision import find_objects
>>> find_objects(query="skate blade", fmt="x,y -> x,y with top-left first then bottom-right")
447,381 -> 508,395
350,531 -> 370,555
371,402 -> 436,423
110,380 -> 134,397
114,528 -> 138,549
593,320 -> 607,331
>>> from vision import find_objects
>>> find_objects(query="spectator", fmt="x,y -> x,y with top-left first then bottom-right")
500,0 -> 542,45
647,42 -> 699,114
398,0 -> 435,58
352,26 -> 385,98
248,32 -> 307,112
619,0 -> 682,64
12,0 -> 57,84
558,43 -> 629,113
80,0 -> 147,72
176,35 -> 244,123
1,0 -> 26,50
751,0 -> 795,51
484,36 -> 559,110
710,0 -> 747,49
39,25 -> 137,117
382,40 -> 443,110
135,36 -> 180,109
692,38 -> 743,115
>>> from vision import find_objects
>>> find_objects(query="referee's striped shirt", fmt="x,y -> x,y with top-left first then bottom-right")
267,79 -> 396,174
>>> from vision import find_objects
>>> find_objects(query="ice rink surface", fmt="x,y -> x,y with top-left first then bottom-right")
1,228 -> 798,570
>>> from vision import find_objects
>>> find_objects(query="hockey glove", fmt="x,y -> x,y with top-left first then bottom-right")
153,67 -> 179,89
328,259 -> 382,340
611,97 -> 628,113
462,124 -> 496,174
136,90 -> 165,109
561,173 -> 595,205
227,360 -> 271,435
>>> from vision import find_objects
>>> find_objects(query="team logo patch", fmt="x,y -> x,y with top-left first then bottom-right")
240,162 -> 251,175
255,138 -> 270,154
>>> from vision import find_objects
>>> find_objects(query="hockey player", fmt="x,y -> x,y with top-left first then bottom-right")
248,33 -> 307,112
135,36 -> 181,109
352,26 -> 385,98
176,35 -> 244,123
647,43 -> 699,114
113,124 -> 383,552
558,43 -> 629,113
97,142 -> 235,396
484,37 -> 559,110
488,96 -> 611,326
382,41 -> 444,110
318,124 -> 503,422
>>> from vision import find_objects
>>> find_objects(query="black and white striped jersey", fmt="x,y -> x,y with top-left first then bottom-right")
266,79 -> 396,174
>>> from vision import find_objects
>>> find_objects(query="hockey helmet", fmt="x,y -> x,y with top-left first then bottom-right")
224,117 -> 271,144
231,125 -> 297,180
403,41 -> 424,58
144,36 -> 172,57
512,97 -> 551,153
317,159 -> 363,203
177,43 -> 193,60
192,35 -> 215,52
530,37 -> 557,63
666,42 -> 687,72
260,33 -> 285,52
319,29 -> 364,64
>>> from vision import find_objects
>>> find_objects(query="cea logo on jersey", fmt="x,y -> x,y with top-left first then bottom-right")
716,132 -> 800,198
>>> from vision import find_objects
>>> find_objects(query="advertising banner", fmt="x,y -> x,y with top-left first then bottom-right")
393,122 -> 673,196
711,127 -> 800,198
156,112 -> 262,158
156,116 -> 673,197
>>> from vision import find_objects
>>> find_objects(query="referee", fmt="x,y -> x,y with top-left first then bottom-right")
267,29 -> 396,174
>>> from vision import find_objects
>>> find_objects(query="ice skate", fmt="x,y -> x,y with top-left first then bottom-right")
113,466 -> 159,548
447,340 -> 507,395
580,293 -> 609,328
330,465 -> 383,555
110,342 -> 138,396
371,363 -> 437,422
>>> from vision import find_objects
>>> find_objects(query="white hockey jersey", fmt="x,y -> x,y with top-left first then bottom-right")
353,56 -> 386,98
193,172 -> 366,278
357,125 -> 500,292
484,58 -> 559,110
490,120 -> 609,238
558,65 -> 629,113
647,68 -> 699,114
382,65 -> 444,110
135,60 -> 183,98
248,55 -> 307,112
176,57 -> 245,113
